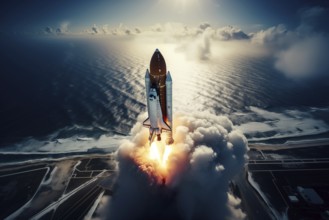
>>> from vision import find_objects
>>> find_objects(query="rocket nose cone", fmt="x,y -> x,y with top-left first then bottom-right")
150,49 -> 166,75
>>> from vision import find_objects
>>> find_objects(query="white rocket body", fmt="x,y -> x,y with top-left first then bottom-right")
165,72 -> 173,145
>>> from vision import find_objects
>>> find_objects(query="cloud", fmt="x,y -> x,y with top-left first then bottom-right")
111,24 -> 134,36
250,6 -> 329,79
43,22 -> 70,35
172,24 -> 249,60
44,26 -> 53,34
199,22 -> 211,30
80,22 -> 249,43
250,24 -> 294,48
298,6 -> 328,33
301,6 -> 326,19
151,23 -> 163,32
42,17 -> 328,80
190,27 -> 211,60
176,26 -> 212,60
106,112 -> 248,220
56,22 -> 70,34
153,23 -> 249,41
91,24 -> 99,34
134,27 -> 141,34
214,26 -> 249,41
102,25 -> 110,34
85,24 -> 111,35
275,35 -> 329,79
84,24 -> 135,36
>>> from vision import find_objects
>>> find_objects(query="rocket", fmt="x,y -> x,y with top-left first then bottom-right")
143,49 -> 174,145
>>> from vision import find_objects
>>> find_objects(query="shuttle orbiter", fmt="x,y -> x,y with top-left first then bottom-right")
143,49 -> 174,145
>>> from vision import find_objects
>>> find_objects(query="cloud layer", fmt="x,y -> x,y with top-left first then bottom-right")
40,6 -> 329,80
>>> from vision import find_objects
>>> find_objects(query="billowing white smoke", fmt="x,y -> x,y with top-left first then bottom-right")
251,6 -> 329,79
175,27 -> 212,61
105,112 -> 248,220
274,34 -> 329,79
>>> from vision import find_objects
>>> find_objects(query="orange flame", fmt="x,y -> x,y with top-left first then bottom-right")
149,142 -> 172,169
131,140 -> 174,185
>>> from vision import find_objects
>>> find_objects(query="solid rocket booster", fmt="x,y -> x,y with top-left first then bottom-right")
143,49 -> 174,145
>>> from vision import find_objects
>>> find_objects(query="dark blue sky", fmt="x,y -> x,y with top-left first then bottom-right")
1,0 -> 328,33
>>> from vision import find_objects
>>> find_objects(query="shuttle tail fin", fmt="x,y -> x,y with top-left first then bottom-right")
160,120 -> 171,131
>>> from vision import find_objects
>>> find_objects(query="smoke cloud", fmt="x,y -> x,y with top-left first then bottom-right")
275,35 -> 329,79
199,22 -> 211,31
214,26 -> 249,41
106,112 -> 248,220
250,24 -> 294,48
92,24 -> 99,34
176,27 -> 212,60
251,6 -> 329,79
44,26 -> 53,34
298,6 -> 329,34
56,22 -> 70,34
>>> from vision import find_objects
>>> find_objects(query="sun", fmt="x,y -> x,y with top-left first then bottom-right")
157,0 -> 200,14
175,0 -> 199,13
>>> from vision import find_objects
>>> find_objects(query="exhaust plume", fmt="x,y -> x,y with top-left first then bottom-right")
106,112 -> 248,220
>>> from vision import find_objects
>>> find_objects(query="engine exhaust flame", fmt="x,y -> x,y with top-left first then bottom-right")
139,140 -> 174,184
149,142 -> 161,162
149,141 -> 172,168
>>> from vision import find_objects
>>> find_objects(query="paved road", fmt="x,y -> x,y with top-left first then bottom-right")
234,169 -> 274,220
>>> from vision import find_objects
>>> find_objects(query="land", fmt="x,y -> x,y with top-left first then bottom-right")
0,155 -> 116,220
1,140 -> 329,219
239,143 -> 329,220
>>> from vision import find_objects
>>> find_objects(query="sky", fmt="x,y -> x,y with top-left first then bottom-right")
1,0 -> 328,33
1,0 -> 329,81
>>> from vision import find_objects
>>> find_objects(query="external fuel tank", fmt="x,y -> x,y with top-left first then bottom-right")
149,49 -> 168,122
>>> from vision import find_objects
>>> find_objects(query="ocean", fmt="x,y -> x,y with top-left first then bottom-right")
1,35 -> 329,153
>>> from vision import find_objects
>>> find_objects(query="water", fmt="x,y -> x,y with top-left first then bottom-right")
1,35 -> 329,152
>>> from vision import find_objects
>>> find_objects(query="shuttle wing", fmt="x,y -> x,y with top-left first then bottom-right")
143,118 -> 151,127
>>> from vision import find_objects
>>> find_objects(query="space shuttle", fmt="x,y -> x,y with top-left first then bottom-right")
143,49 -> 174,145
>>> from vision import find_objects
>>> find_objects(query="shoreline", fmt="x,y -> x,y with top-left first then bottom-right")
249,137 -> 329,151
